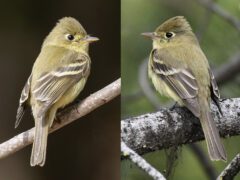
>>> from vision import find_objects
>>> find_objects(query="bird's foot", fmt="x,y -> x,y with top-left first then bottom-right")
219,98 -> 227,102
170,102 -> 179,111
55,116 -> 62,125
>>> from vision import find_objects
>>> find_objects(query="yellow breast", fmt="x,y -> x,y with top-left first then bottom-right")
54,78 -> 87,109
148,62 -> 184,106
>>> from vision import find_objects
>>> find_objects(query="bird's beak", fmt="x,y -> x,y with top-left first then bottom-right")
83,35 -> 99,43
141,32 -> 155,39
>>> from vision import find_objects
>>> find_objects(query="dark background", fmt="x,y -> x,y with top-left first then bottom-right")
0,0 -> 120,180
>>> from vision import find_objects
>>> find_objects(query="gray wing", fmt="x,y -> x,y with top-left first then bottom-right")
15,74 -> 32,128
151,49 -> 200,117
209,69 -> 222,114
32,56 -> 90,118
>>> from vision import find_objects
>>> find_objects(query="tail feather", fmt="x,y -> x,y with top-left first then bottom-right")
200,109 -> 226,161
30,116 -> 49,167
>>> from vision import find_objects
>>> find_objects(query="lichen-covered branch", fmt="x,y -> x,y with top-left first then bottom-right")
121,98 -> 240,155
0,78 -> 120,159
217,154 -> 240,180
121,141 -> 166,180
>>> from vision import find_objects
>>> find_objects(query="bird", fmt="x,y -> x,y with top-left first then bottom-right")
15,17 -> 99,166
142,16 -> 226,161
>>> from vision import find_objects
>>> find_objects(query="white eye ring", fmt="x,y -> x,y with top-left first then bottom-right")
65,34 -> 74,41
165,32 -> 175,38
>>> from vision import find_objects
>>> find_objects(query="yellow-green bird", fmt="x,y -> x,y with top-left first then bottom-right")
142,16 -> 226,161
15,17 -> 99,166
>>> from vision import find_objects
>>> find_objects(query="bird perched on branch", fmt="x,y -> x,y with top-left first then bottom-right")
15,17 -> 99,166
142,16 -> 226,161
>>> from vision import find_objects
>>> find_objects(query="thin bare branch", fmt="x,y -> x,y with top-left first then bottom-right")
196,3 -> 213,41
217,154 -> 240,180
121,141 -> 166,180
196,0 -> 240,31
0,78 -> 121,159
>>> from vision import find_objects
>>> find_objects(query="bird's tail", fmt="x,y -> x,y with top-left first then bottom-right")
30,116 -> 49,167
200,102 -> 226,161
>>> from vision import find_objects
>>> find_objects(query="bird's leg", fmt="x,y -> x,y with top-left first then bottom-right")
170,102 -> 179,111
54,116 -> 62,125
219,98 -> 227,103
74,100 -> 82,114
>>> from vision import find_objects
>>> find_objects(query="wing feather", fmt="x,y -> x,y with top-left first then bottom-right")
209,69 -> 222,114
151,49 -> 200,117
15,74 -> 32,128
32,55 -> 90,117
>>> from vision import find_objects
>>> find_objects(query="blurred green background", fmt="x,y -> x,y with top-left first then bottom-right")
121,0 -> 240,179
0,0 -> 120,180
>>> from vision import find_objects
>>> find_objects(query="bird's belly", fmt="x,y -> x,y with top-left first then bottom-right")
150,72 -> 183,106
55,78 -> 87,109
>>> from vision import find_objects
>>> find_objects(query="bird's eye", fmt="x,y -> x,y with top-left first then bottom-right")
165,32 -> 174,38
65,34 -> 74,41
